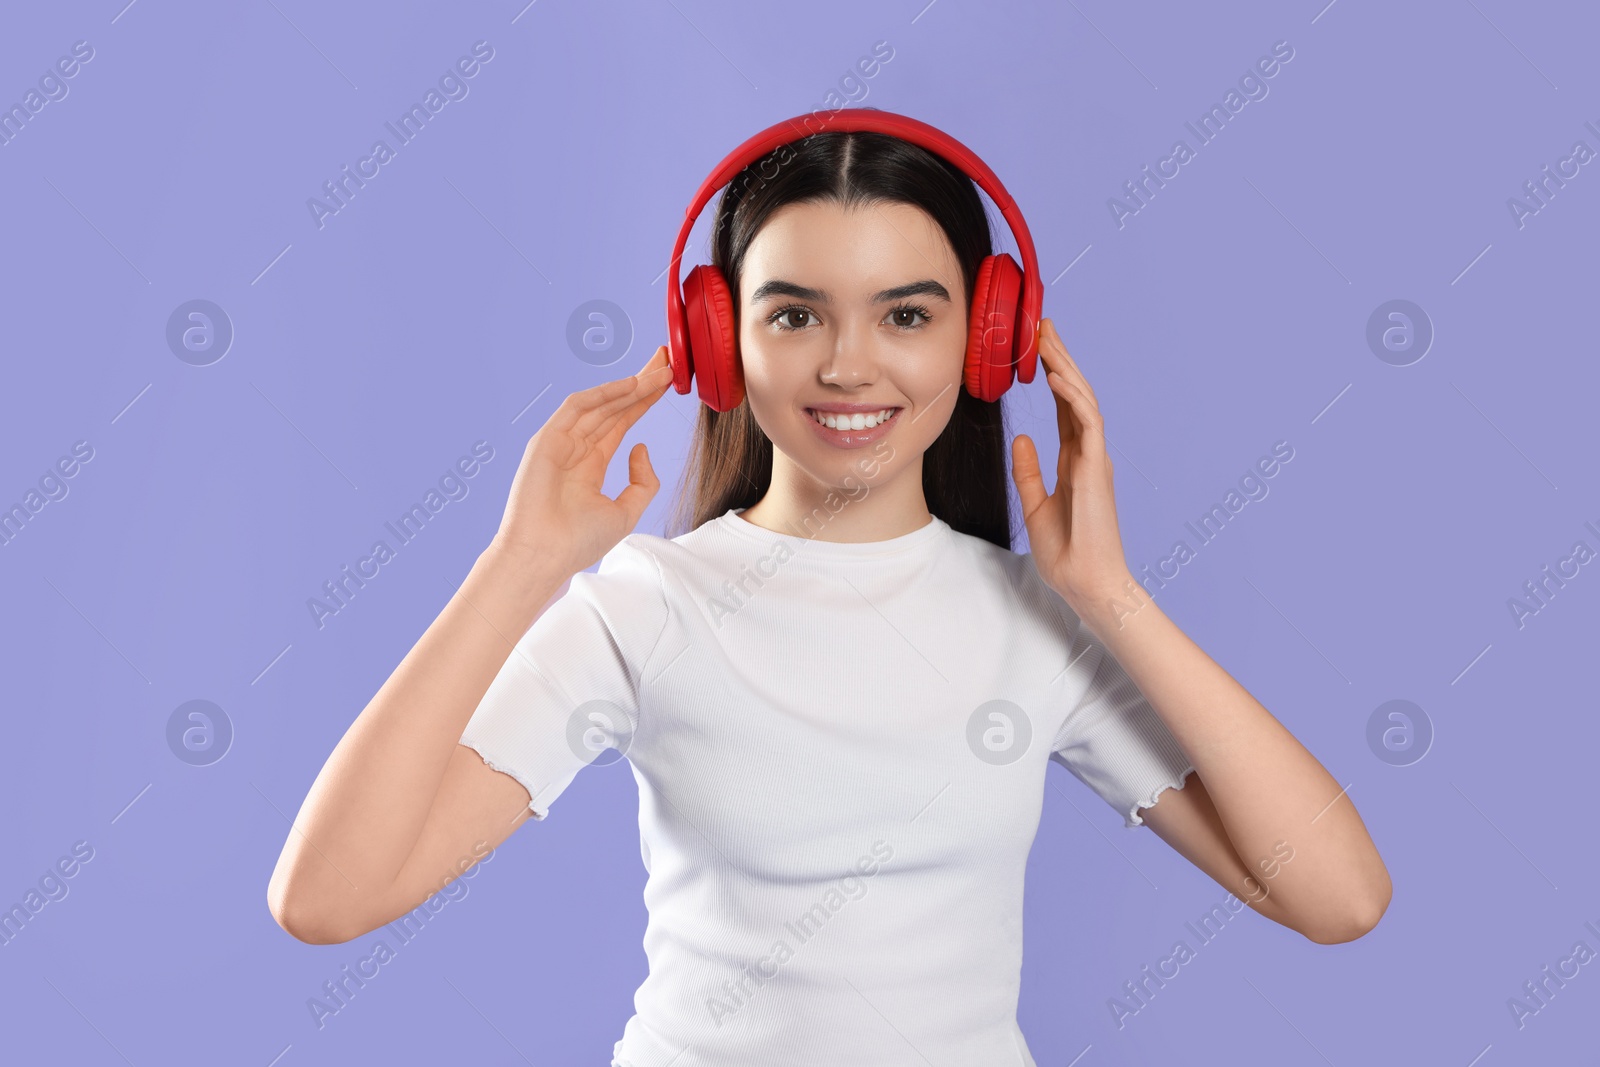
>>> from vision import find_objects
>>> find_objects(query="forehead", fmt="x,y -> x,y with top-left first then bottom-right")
740,199 -> 961,296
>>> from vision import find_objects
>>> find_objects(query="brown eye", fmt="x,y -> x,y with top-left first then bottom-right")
887,305 -> 932,330
768,306 -> 817,331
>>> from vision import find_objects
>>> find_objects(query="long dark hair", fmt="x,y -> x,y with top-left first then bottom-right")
664,128 -> 1016,551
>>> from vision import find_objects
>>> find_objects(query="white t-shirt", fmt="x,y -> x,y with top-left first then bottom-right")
458,506 -> 1196,1066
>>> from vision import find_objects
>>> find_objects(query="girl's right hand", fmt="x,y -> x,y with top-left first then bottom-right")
488,345 -> 677,580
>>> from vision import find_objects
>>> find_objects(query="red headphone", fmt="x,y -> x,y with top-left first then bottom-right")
665,108 -> 1043,413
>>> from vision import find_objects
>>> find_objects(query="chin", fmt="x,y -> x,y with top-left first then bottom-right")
791,432 -> 903,490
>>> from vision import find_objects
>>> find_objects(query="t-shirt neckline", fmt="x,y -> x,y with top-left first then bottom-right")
720,506 -> 949,560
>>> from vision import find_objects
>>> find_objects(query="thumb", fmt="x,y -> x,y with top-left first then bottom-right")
612,442 -> 660,531
1012,434 -> 1047,517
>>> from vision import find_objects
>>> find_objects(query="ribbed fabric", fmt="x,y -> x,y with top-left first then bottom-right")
458,506 -> 1196,1066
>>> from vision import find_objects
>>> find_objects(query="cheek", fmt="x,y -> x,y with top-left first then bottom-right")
736,342 -> 802,421
909,330 -> 968,395
738,337 -> 780,388
900,338 -> 968,438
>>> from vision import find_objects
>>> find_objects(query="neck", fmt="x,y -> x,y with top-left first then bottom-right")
739,450 -> 931,543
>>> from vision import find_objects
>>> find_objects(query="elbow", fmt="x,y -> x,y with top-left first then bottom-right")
271,898 -> 357,946
267,877 -> 358,946
1300,877 -> 1392,946
1301,915 -> 1377,945
274,908 -> 356,946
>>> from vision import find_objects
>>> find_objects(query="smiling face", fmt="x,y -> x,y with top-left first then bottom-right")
737,198 -> 970,503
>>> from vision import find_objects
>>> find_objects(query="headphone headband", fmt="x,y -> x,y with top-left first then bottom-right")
665,109 -> 1042,395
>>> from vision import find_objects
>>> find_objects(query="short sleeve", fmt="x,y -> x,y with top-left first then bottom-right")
1021,556 -> 1196,829
458,537 -> 668,820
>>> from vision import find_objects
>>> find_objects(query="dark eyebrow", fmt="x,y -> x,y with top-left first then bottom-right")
749,278 -> 953,305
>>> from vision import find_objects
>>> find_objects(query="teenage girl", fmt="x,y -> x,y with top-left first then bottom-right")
268,112 -> 1390,1066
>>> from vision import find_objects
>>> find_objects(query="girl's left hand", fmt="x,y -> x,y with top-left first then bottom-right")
1011,317 -> 1137,621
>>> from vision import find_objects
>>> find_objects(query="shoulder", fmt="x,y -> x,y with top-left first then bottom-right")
944,528 -> 1053,601
561,534 -> 670,632
949,531 -> 1089,642
594,531 -> 669,584
537,535 -> 674,673
583,517 -> 737,613
923,526 -> 1076,635
615,510 -> 749,582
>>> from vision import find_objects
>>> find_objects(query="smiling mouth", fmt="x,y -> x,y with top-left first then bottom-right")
804,407 -> 903,431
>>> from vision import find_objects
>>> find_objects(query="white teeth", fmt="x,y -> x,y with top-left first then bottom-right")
810,408 -> 896,430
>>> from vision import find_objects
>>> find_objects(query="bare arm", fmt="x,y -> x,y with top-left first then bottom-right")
266,346 -> 676,945
1137,770 -> 1318,938
266,549 -> 566,944
1013,318 -> 1389,945
1092,591 -> 1391,945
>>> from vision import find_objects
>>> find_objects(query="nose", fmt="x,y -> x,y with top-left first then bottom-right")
818,319 -> 878,389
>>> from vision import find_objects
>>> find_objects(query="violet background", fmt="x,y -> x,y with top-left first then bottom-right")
2,0 -> 1596,1063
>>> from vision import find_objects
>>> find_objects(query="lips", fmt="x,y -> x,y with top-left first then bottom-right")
802,405 -> 903,449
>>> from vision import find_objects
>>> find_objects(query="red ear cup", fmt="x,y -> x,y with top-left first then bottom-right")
682,264 -> 744,412
964,253 -> 1024,402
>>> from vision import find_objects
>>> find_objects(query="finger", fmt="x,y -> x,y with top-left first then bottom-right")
1038,319 -> 1098,410
534,362 -> 668,477
585,349 -> 677,454
626,345 -> 674,397
1038,320 -> 1095,407
1030,323 -> 1071,410
1046,371 -> 1108,464
563,346 -> 673,417
593,348 -> 675,430
585,397 -> 654,472
611,441 -> 660,531
545,375 -> 646,436
1042,362 -> 1083,450
633,344 -> 675,394
638,343 -> 669,375
565,347 -> 674,438
1011,433 -> 1050,518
